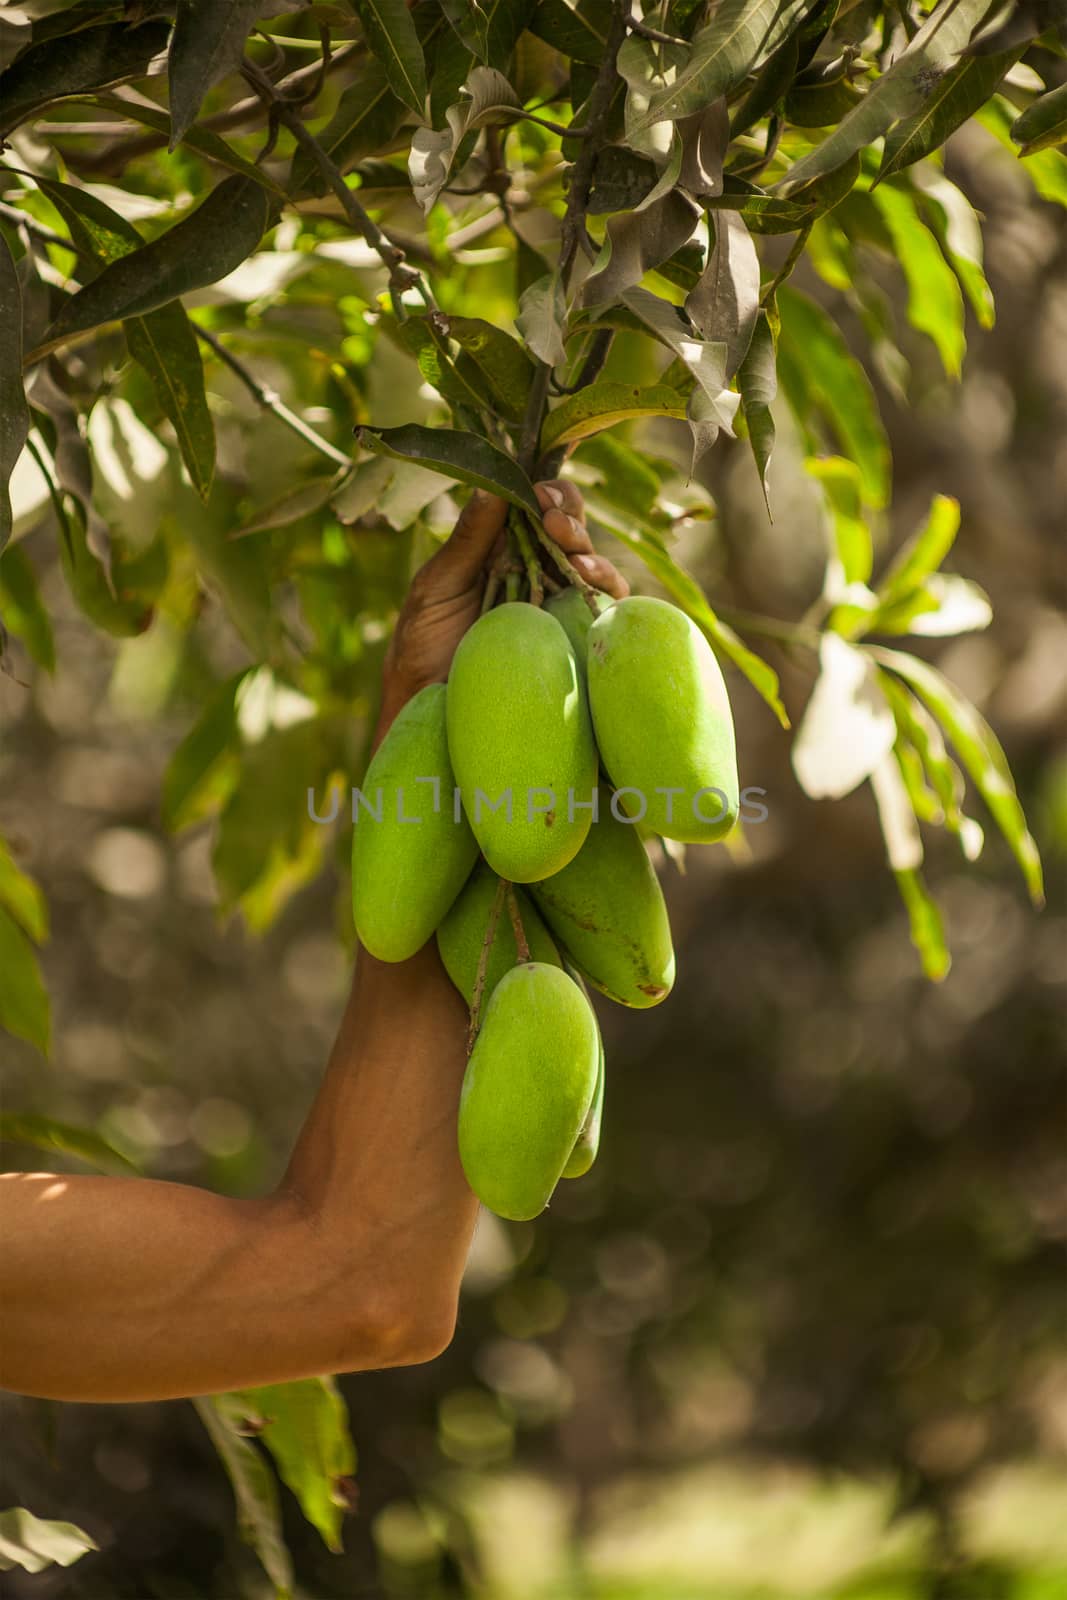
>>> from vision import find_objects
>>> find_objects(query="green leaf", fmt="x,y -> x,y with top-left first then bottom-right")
31,177 -> 278,361
737,306 -> 777,516
911,166 -> 995,329
893,866 -> 951,981
582,487 -> 790,726
440,0 -> 492,62
0,906 -> 50,1056
629,0 -> 818,135
777,0 -> 996,194
870,747 -> 924,871
878,493 -> 960,603
541,381 -> 688,451
870,645 -> 1044,905
168,0 -> 262,148
776,286 -> 891,507
195,1399 -> 294,1599
350,0 -> 428,113
444,317 -> 535,421
620,288 -> 740,430
0,545 -> 54,672
31,179 -> 217,497
528,0 -> 612,63
978,94 -> 1067,205
212,722 -> 327,909
580,191 -> 701,307
222,1380 -> 357,1555
289,59 -> 405,198
876,46 -> 1024,181
870,183 -> 966,378
56,498 -> 161,639
0,18 -> 171,137
792,632 -> 895,799
0,1112 -> 140,1176
517,272 -> 566,366
1012,78 -> 1067,154
685,210 -> 760,376
355,423 -> 540,513
808,454 -> 872,589
0,1509 -> 97,1575
163,671 -> 248,832
0,232 -> 30,552
0,837 -> 47,943
89,91 -> 285,195
880,670 -> 984,860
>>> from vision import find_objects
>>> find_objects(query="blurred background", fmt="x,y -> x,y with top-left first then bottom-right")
2,112 -> 1066,1600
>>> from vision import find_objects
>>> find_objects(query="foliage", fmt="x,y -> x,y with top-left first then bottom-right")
0,0 -> 1063,1591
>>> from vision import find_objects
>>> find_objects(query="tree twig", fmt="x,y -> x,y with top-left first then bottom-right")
195,327 -> 353,469
468,877 -> 509,1052
624,11 -> 688,47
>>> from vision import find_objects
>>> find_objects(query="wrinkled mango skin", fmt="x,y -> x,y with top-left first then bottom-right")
447,603 -> 597,882
531,791 -> 675,1007
545,587 -> 611,683
561,965 -> 604,1179
458,963 -> 599,1220
352,684 -> 478,962
437,861 -> 561,1006
588,596 -> 738,843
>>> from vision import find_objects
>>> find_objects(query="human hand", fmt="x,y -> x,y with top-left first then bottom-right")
375,479 -> 629,743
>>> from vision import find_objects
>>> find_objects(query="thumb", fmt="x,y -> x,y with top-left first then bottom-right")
433,489 -> 508,587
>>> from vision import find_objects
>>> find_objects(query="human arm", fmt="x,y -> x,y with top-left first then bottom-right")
0,483 -> 625,1403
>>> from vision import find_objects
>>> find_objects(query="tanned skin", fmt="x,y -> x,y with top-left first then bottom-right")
0,481 -> 627,1403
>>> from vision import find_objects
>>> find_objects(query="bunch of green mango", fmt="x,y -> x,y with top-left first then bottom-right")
352,583 -> 738,1221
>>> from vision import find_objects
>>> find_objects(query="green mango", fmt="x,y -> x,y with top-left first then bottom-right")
458,962 -> 599,1220
561,964 -> 605,1180
446,602 -> 597,882
530,790 -> 675,1006
352,684 -> 478,962
587,595 -> 738,844
437,861 -> 562,1006
545,585 -> 611,683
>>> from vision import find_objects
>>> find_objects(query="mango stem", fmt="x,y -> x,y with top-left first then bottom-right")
468,876 -> 509,1053
506,886 -> 531,963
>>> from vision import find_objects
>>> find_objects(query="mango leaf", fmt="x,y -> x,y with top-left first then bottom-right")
876,46 -> 1024,181
0,837 -> 47,943
573,432 -> 664,515
582,486 -> 789,726
195,1398 -> 294,1600
792,632 -> 895,799
870,645 -> 1044,905
581,191 -> 701,307
685,210 -> 760,375
386,312 -> 491,414
879,669 -> 984,860
168,0 -> 262,148
528,0 -> 612,63
441,0 -> 491,61
878,493 -> 960,603
979,94 -> 1067,206
426,0 -> 531,124
541,381 -> 688,451
222,1380 -> 356,1555
87,92 -> 285,195
737,305 -> 777,516
620,288 -> 740,430
808,456 -> 873,612
349,0 -> 428,114
232,474 -> 348,539
289,59 -> 405,197
881,574 -> 992,636
870,749 -> 924,871
629,0 -> 818,135
911,166 -> 995,329
0,905 -> 50,1056
1012,78 -> 1067,154
163,670 -> 248,831
212,721 -> 327,912
870,183 -> 966,378
32,177 -> 277,361
356,423 -> 540,513
678,99 -> 731,199
516,273 -> 566,366
409,65 -> 518,212
0,233 -> 29,552
777,0 -> 996,194
731,28 -> 800,137
0,1112 -> 139,1176
0,544 -> 55,672
34,178 -> 216,499
0,18 -> 171,137
776,286 -> 890,507
0,1509 -> 97,1575
444,317 -> 535,419
894,865 -> 952,980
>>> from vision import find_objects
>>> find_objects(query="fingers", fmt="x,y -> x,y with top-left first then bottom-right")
429,489 -> 508,590
534,479 -> 584,523
571,552 -> 630,600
